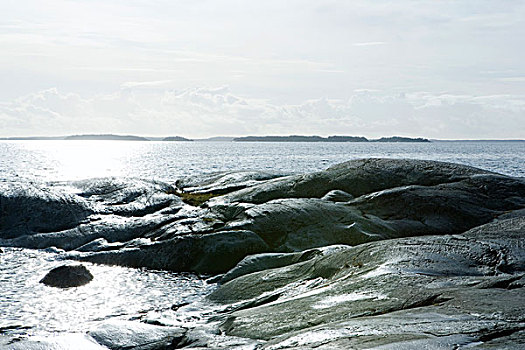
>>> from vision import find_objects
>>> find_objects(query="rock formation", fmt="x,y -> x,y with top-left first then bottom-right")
2,158 -> 525,348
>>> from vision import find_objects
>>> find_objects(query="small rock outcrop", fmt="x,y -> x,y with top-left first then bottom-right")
40,265 -> 93,288
87,321 -> 186,350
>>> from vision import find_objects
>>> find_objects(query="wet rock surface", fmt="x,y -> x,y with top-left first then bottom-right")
2,158 -> 525,348
87,320 -> 186,350
209,212 -> 525,348
39,265 -> 93,288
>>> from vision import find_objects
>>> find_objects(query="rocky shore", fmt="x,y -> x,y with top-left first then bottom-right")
1,158 -> 524,349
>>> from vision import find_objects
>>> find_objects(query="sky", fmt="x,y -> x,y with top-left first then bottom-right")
1,0 -> 524,139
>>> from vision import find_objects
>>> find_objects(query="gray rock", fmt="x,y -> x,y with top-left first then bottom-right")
73,230 -> 270,274
0,182 -> 93,239
211,158 -> 490,205
40,265 -> 93,288
3,333 -> 105,350
220,246 -> 347,284
208,213 -> 525,348
2,158 -> 525,348
1,159 -> 524,275
87,320 -> 186,350
175,170 -> 287,195
213,169 -> 525,252
321,189 -> 354,202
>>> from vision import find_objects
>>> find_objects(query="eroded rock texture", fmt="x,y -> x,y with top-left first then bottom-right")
2,158 -> 525,349
1,159 -> 524,275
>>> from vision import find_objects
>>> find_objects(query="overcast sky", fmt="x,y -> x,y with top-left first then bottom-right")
1,0 -> 524,138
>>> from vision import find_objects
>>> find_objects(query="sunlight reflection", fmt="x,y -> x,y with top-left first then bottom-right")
21,141 -> 142,181
55,141 -> 128,180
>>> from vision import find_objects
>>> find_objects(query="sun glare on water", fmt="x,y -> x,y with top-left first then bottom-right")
20,140 -> 143,181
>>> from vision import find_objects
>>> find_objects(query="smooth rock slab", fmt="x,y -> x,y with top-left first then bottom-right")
87,320 -> 186,350
3,333 -> 105,350
39,265 -> 93,288
209,213 -> 525,347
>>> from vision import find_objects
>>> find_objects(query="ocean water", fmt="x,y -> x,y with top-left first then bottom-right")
1,140 -> 524,340
0,140 -> 524,183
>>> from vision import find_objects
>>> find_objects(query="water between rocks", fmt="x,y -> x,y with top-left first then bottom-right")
0,248 -> 214,338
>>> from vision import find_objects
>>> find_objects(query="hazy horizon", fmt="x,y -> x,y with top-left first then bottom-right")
1,1 -> 524,139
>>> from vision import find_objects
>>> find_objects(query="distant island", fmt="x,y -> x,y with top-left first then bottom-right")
372,136 -> 430,143
64,134 -> 149,141
162,136 -> 192,141
3,134 -> 522,142
233,135 -> 430,142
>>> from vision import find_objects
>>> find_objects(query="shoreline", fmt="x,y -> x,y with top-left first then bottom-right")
1,158 -> 525,349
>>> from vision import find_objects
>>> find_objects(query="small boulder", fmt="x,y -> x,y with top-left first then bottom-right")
40,265 -> 93,288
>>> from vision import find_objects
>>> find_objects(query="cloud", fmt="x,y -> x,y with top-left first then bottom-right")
498,77 -> 525,82
121,80 -> 174,88
0,87 -> 523,139
352,42 -> 386,46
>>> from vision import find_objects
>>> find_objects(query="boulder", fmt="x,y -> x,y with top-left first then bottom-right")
40,265 -> 93,288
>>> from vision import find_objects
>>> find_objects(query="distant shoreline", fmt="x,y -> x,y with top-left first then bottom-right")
0,134 -> 523,142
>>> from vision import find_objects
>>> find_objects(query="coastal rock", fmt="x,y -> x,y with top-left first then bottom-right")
1,158 -> 525,348
0,182 -> 93,239
175,170 -> 287,195
0,178 -> 185,251
209,212 -> 525,348
3,334 -> 106,350
210,158 -> 490,205
39,265 -> 93,288
87,320 -> 186,350
211,165 -> 525,252
73,229 -> 270,274
320,189 -> 354,202
1,159 -> 524,275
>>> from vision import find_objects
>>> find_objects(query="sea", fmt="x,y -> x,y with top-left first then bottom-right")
1,140 -> 524,340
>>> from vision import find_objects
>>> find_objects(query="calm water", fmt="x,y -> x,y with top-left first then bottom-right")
0,140 -> 524,183
1,140 -> 524,340
0,248 -> 213,338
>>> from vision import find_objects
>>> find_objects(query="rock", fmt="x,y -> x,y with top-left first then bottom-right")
208,212 -> 525,348
74,230 -> 271,274
220,246 -> 345,284
175,170 -> 287,195
3,333 -> 105,350
1,159 -> 524,275
40,265 -> 93,288
210,158 -> 490,205
214,169 -> 525,251
321,189 -> 354,202
2,158 -> 525,348
87,320 -> 186,350
0,182 -> 93,240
